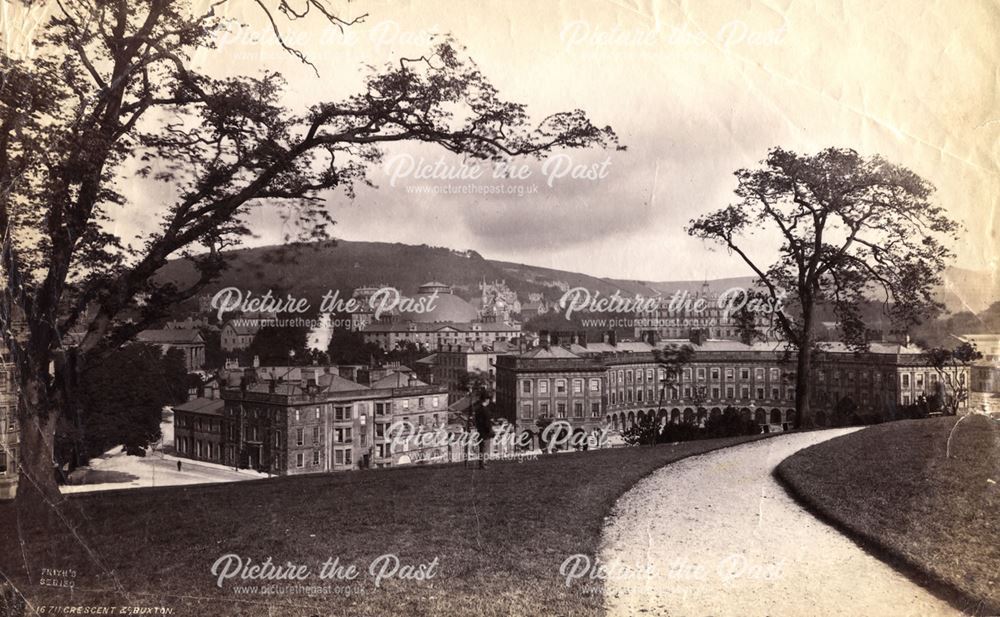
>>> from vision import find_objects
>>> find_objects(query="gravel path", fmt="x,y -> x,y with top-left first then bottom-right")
599,429 -> 960,616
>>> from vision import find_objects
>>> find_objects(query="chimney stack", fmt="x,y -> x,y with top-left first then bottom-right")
539,330 -> 549,349
577,331 -> 588,348
689,328 -> 707,346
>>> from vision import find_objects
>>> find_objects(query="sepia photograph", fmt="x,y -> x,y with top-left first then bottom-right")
0,0 -> 997,615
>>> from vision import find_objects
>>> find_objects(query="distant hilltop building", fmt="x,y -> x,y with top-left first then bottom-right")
635,281 -> 772,342
349,284 -> 397,331
520,291 -> 551,317
478,279 -> 521,323
361,281 -> 522,351
136,327 -> 206,371
220,310 -> 279,352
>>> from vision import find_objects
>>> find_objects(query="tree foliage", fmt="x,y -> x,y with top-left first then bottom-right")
923,341 -> 982,416
688,148 -> 959,426
56,343 -> 187,470
621,413 -> 660,446
0,1 -> 620,504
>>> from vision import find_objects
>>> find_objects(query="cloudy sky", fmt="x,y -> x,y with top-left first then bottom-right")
12,0 -> 997,282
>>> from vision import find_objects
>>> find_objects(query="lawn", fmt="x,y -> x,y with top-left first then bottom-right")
0,434 -> 767,617
776,415 -> 1000,615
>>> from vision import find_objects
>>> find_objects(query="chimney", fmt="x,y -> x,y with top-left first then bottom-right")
689,328 -> 707,346
550,331 -> 560,347
642,330 -> 656,345
570,332 -> 579,346
253,355 -> 260,368
577,331 -> 588,348
606,330 -> 617,347
539,330 -> 550,349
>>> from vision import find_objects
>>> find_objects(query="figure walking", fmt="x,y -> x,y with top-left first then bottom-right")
176,459 -> 182,472
474,390 -> 495,469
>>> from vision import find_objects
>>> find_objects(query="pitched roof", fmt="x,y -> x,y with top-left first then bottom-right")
518,346 -> 580,359
370,372 -> 428,388
222,320 -> 260,336
363,321 -> 522,333
137,328 -> 203,345
173,397 -> 224,416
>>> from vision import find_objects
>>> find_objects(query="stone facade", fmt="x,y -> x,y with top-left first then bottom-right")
496,338 -> 970,443
174,366 -> 458,474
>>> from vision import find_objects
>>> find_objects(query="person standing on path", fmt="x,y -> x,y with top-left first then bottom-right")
176,460 -> 182,472
473,390 -> 495,469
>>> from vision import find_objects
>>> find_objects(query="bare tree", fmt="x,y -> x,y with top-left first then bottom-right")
0,1 -> 620,508
688,148 -> 958,428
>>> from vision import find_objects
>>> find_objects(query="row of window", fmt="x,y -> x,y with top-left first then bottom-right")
521,378 -> 601,395
608,385 -> 795,406
229,396 -> 443,424
292,426 -> 368,446
291,396 -> 441,422
295,448 -> 352,468
176,415 -> 219,432
899,371 -> 964,388
521,400 -> 602,419
609,366 -> 790,385
176,436 -> 219,460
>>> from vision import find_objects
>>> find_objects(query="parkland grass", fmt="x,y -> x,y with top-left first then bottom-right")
0,434 -> 767,617
776,415 -> 1000,615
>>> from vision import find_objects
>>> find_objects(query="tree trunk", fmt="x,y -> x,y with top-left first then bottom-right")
793,343 -> 812,429
14,373 -> 63,512
793,304 -> 815,429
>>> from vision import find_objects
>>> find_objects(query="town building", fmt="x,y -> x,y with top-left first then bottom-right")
495,344 -> 607,450
477,279 -> 521,322
360,282 -> 523,351
426,342 -> 516,397
173,397 -> 225,463
174,365 -> 468,475
955,334 -> 1000,413
220,319 -> 258,352
362,321 -> 522,352
496,332 -> 970,448
136,327 -> 206,371
633,281 -> 773,342
519,292 -> 551,317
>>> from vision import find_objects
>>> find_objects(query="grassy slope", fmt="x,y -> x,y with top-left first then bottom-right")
0,435 -> 766,617
776,416 -> 1000,615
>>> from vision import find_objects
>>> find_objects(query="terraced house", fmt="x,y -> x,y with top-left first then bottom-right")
174,365 -> 455,474
496,333 -> 970,445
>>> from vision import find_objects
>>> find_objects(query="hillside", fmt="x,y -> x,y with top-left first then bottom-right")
155,240 -> 709,309
156,240 -> 546,307
154,239 -> 996,318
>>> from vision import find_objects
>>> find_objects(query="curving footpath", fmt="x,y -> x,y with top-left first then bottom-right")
600,429 -> 960,616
